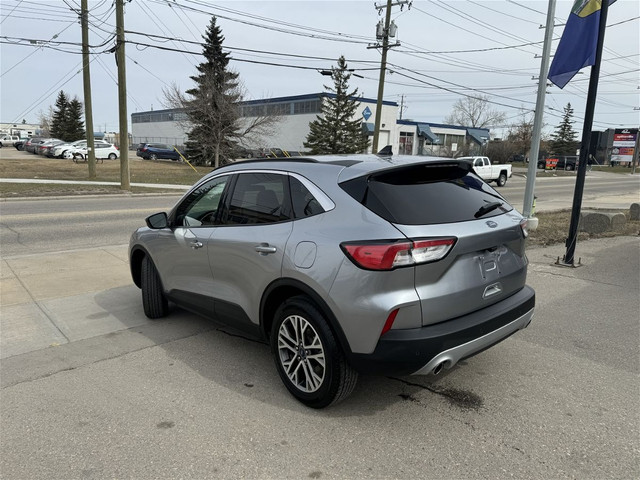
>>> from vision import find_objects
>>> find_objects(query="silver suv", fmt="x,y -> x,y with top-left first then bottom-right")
129,155 -> 535,408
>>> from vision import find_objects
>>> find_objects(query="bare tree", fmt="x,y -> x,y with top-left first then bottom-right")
444,95 -> 507,128
37,106 -> 54,136
507,110 -> 535,159
162,81 -> 280,164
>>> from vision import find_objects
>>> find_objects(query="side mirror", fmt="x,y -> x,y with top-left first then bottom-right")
145,212 -> 169,229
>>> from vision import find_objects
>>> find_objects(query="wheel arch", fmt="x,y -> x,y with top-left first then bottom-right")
129,245 -> 151,288
260,278 -> 352,356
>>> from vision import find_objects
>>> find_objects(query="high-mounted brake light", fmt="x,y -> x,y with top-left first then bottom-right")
341,237 -> 456,271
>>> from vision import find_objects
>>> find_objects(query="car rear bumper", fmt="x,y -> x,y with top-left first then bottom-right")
348,285 -> 535,376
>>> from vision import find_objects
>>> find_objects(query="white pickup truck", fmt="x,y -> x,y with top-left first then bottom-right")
0,135 -> 21,148
458,156 -> 512,187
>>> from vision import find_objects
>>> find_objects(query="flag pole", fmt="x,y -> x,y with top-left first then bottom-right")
561,0 -> 610,266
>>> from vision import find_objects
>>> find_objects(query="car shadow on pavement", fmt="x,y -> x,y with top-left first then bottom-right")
93,288 -> 462,416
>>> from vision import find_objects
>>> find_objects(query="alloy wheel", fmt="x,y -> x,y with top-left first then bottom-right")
277,315 -> 326,393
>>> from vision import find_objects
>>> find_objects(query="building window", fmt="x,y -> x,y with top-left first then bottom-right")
293,100 -> 320,115
399,132 -> 414,155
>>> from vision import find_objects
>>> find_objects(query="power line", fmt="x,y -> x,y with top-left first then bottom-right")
12,57 -> 97,123
0,0 -> 23,24
1,21 -> 78,78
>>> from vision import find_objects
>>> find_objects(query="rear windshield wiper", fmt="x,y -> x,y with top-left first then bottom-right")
474,201 -> 503,218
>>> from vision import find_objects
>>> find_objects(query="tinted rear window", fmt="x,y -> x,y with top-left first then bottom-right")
340,163 -> 512,225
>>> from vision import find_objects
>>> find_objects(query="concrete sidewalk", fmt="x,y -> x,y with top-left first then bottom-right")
1,245 -> 144,359
1,236 -> 639,361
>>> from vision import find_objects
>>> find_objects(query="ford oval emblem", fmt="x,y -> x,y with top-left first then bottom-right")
486,220 -> 498,228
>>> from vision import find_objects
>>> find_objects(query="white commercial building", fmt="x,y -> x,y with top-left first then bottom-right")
131,92 -> 489,157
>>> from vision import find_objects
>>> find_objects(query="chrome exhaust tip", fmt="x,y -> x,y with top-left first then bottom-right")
432,361 -> 446,375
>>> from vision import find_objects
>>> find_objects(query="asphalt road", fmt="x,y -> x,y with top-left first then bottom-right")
0,194 -> 181,256
1,171 -> 638,256
502,170 -> 640,212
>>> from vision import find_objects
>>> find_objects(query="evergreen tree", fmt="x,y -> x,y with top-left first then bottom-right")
550,103 -> 579,155
64,98 -> 85,141
50,91 -> 69,140
184,16 -> 240,167
304,56 -> 370,154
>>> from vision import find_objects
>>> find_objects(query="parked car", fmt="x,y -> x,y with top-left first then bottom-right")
136,143 -> 182,161
41,140 -> 66,157
72,143 -> 120,160
0,135 -> 21,147
35,139 -> 62,156
14,138 -> 28,151
24,137 -> 45,153
457,156 -> 512,186
62,140 -> 113,159
129,154 -> 535,408
51,139 -> 86,159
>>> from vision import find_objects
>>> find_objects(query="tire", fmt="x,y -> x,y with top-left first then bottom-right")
150,153 -> 158,161
108,153 -> 117,160
496,172 -> 507,187
271,296 -> 358,408
566,164 -> 574,171
141,256 -> 168,319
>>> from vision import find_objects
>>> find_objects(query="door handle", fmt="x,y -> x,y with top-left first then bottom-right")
190,241 -> 203,249
255,244 -> 277,255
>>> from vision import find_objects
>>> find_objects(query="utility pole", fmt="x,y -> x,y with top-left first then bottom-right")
80,0 -> 96,178
115,0 -> 130,190
369,0 -> 409,153
523,0 -> 556,220
399,94 -> 406,120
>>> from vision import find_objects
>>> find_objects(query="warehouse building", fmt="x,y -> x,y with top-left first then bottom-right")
131,92 -> 489,157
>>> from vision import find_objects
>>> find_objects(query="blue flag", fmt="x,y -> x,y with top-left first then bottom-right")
548,0 -> 615,89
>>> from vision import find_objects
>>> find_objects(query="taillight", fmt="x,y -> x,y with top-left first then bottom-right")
520,218 -> 529,238
115,146 -> 119,150
341,238 -> 456,271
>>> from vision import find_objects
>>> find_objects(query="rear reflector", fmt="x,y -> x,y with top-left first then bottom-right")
381,309 -> 399,336
341,237 -> 456,271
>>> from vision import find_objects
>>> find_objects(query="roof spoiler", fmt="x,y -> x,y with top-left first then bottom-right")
376,145 -> 393,157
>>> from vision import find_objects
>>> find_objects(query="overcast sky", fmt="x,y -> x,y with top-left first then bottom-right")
1,0 -> 638,137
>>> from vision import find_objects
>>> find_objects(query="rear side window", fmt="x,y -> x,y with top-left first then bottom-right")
341,163 -> 512,225
289,176 -> 324,218
223,172 -> 292,225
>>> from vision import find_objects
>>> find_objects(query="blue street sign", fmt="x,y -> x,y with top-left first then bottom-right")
362,106 -> 372,120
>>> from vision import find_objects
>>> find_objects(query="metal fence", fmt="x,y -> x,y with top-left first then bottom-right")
131,136 -> 187,150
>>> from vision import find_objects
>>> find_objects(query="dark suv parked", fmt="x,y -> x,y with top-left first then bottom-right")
136,143 -> 182,161
129,154 -> 535,408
